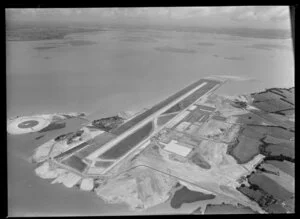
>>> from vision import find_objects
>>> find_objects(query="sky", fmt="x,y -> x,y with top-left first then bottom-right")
6,6 -> 291,30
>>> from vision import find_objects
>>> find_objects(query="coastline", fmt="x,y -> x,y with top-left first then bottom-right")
7,112 -> 87,135
5,21 -> 292,214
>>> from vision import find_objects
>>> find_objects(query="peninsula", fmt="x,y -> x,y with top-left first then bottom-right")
8,77 -> 294,214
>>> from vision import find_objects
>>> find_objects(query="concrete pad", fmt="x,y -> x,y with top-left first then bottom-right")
163,140 -> 192,157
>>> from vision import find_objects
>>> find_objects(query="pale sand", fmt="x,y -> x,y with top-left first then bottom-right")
7,115 -> 51,135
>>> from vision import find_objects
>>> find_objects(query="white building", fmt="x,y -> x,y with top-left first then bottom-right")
162,140 -> 192,157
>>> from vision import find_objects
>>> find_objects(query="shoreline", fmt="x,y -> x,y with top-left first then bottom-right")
11,85 -> 294,214
7,112 -> 87,135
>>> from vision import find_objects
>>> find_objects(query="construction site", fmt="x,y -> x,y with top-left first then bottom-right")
27,78 -> 294,214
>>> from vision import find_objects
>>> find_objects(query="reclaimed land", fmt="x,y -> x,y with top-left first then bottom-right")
211,115 -> 227,121
110,79 -> 219,135
75,133 -> 116,159
170,185 -> 215,209
54,132 -> 74,142
162,103 -> 182,115
189,152 -> 211,169
38,122 -> 66,133
163,85 -> 218,116
54,140 -> 91,160
92,116 -> 124,132
99,121 -> 154,159
157,114 -> 177,127
184,110 -> 208,123
94,161 -> 114,168
61,155 -> 87,172
196,105 -> 216,111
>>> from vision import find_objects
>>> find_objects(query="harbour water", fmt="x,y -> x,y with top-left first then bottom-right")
7,27 -> 294,216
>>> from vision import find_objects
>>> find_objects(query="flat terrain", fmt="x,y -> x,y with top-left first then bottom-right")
170,185 -> 215,209
204,203 -> 257,214
23,86 -> 294,214
7,20 -> 294,215
110,79 -> 219,135
99,122 -> 154,159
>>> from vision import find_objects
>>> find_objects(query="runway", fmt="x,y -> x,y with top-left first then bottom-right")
85,78 -> 223,174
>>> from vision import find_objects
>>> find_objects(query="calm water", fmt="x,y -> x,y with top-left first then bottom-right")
7,28 -> 294,216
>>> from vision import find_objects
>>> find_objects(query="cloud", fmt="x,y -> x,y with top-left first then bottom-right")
217,6 -> 237,14
234,9 -> 257,21
58,9 -> 72,16
186,7 -> 212,17
230,6 -> 290,23
19,9 -> 38,16
6,7 -> 291,27
268,6 -> 290,22
168,7 -> 212,19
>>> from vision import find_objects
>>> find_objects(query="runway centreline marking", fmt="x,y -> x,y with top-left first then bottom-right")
87,80 -> 223,175
86,81 -> 212,160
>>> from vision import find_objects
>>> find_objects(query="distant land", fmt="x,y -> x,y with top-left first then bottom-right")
7,76 -> 294,214
6,21 -> 292,41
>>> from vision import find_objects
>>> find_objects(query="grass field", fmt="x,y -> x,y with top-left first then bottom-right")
266,160 -> 294,177
265,144 -> 294,158
266,126 -> 294,140
248,173 -> 293,200
229,135 -> 261,164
